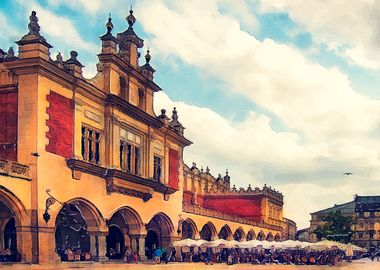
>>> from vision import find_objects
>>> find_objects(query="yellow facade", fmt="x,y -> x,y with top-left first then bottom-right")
0,10 -> 295,264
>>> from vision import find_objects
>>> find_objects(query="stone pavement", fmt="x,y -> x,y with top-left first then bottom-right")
1,260 -> 380,270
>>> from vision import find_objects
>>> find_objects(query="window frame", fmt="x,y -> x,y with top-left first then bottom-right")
81,124 -> 102,164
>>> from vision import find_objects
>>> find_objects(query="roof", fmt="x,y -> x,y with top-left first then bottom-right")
355,195 -> 380,204
311,200 -> 355,215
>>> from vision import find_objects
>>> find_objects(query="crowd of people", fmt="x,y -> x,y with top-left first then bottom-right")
0,248 -> 21,262
176,247 -> 353,266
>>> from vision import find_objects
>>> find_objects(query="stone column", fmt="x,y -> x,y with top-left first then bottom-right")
37,226 -> 60,264
94,232 -> 108,262
89,232 -> 98,259
138,235 -> 147,261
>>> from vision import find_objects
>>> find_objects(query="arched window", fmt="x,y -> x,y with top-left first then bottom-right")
138,88 -> 145,110
120,76 -> 128,100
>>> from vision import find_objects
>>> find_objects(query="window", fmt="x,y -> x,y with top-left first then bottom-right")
153,156 -> 162,182
81,126 -> 100,164
120,131 -> 142,175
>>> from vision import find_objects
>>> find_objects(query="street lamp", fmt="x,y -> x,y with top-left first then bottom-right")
43,189 -> 62,223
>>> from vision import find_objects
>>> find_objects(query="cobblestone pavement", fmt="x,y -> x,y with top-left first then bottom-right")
1,260 -> 380,270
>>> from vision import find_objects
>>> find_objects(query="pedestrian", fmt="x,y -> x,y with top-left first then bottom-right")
154,247 -> 162,263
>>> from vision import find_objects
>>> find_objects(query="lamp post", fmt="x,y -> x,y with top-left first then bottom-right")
43,189 -> 62,223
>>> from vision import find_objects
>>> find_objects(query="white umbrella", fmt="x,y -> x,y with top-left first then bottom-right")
172,238 -> 199,247
238,240 -> 263,249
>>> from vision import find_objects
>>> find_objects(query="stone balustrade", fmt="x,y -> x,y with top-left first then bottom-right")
0,159 -> 31,180
182,201 -> 283,232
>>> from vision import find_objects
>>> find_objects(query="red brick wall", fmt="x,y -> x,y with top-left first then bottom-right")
46,91 -> 73,158
169,148 -> 179,190
203,196 -> 262,221
0,92 -> 17,161
196,194 -> 204,206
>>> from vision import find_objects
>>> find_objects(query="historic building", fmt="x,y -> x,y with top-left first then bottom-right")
309,196 -> 380,249
0,10 -> 295,263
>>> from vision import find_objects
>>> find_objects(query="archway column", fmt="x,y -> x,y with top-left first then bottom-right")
137,235 -> 146,260
95,231 -> 108,262
37,225 -> 60,264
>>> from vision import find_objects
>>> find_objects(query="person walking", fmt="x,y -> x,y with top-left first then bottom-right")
154,247 -> 162,263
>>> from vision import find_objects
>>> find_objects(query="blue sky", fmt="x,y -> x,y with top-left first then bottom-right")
3,0 -> 380,228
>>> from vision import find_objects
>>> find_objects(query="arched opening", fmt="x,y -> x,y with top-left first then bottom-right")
257,231 -> 265,241
138,88 -> 145,110
200,222 -> 216,241
106,206 -> 143,260
106,226 -> 124,259
145,213 -> 174,259
181,219 -> 197,239
274,233 -> 281,242
266,232 -> 274,242
120,76 -> 128,100
55,200 -> 103,262
145,230 -> 159,259
233,228 -> 245,242
0,189 -> 24,262
247,230 -> 256,241
218,225 -> 232,240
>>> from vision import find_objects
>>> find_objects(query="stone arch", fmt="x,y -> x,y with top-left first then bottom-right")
0,186 -> 27,227
181,218 -> 198,239
145,213 -> 174,259
218,225 -> 232,240
266,232 -> 274,242
233,227 -> 246,242
274,233 -> 281,242
0,186 -> 26,262
200,222 -> 217,241
55,198 -> 105,261
106,206 -> 144,260
247,229 -> 256,241
257,230 -> 265,241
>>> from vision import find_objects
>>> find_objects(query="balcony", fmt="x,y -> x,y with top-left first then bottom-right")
182,201 -> 283,232
66,159 -> 177,202
0,159 -> 31,180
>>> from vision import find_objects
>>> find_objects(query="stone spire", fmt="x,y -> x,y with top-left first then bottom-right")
169,107 -> 184,134
117,7 -> 144,66
65,51 -> 84,77
16,11 -> 52,60
100,14 -> 119,54
141,48 -> 156,80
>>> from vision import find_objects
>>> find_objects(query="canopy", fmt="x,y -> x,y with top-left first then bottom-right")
172,238 -> 208,247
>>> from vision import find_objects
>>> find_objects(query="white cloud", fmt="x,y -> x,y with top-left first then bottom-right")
139,0 -> 380,227
259,0 -> 380,69
47,0 -> 103,14
16,0 -> 97,53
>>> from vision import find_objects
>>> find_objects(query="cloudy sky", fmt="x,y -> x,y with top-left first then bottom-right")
3,0 -> 380,228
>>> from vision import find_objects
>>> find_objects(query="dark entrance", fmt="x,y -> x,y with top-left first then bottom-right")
106,225 -> 124,259
200,224 -> 214,241
145,230 -> 159,259
55,203 -> 91,261
4,218 -> 17,252
0,200 -> 20,262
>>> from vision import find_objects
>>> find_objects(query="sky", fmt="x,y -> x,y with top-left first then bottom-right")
3,0 -> 380,229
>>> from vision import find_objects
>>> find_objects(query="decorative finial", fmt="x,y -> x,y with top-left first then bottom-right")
160,109 -> 166,116
201,166 -> 204,172
145,47 -> 151,64
7,47 -> 14,57
206,166 -> 210,174
126,7 -> 136,28
172,107 -> 178,121
106,14 -> 113,33
56,52 -> 63,62
70,51 -> 78,60
226,169 -> 228,175
28,11 -> 41,36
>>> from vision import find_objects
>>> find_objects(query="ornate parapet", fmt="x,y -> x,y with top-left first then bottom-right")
0,159 -> 31,180
182,201 -> 283,232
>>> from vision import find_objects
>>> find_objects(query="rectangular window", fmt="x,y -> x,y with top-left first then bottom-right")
120,131 -> 142,175
81,126 -> 101,164
153,156 -> 162,182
